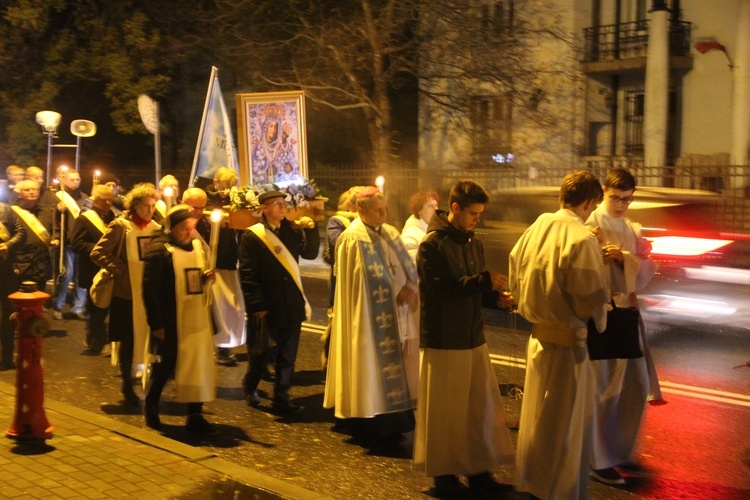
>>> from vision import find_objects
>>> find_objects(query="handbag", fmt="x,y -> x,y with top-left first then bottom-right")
90,268 -> 114,309
586,300 -> 644,360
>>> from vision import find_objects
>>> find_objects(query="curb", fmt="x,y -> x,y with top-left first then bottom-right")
0,381 -> 331,500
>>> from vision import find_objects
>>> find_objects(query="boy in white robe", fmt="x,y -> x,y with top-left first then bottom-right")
585,168 -> 662,485
413,180 -> 515,497
509,170 -> 609,500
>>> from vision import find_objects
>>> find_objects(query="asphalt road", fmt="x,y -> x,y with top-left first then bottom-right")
1,270 -> 748,499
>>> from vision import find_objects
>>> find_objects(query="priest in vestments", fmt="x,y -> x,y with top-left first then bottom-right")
509,171 -> 609,500
324,187 -> 419,442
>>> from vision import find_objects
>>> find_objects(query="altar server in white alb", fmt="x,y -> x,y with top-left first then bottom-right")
324,186 -> 419,441
142,205 -> 216,433
585,168 -> 662,486
509,170 -> 609,500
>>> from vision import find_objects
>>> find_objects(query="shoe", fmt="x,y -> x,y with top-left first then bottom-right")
467,471 -> 514,495
122,382 -> 140,406
0,360 -> 16,371
52,309 -> 63,320
272,399 -> 303,414
186,413 -> 215,433
72,311 -> 87,320
245,391 -> 261,408
101,344 -> 112,357
216,351 -> 237,367
433,475 -> 470,497
591,467 -> 626,486
261,367 -> 276,382
143,403 -> 161,430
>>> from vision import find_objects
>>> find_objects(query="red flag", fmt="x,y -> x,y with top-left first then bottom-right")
694,40 -> 726,54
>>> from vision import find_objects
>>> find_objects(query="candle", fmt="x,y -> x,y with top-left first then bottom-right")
93,170 -> 100,187
163,186 -> 174,212
208,209 -> 223,269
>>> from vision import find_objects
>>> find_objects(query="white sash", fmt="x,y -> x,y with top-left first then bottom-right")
81,209 -> 107,235
249,223 -> 311,321
11,205 -> 50,245
56,190 -> 81,219
125,219 -> 160,372
171,239 -> 215,402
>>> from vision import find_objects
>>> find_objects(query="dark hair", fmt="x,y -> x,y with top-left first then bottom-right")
449,180 -> 489,209
559,170 -> 603,207
408,191 -> 439,216
604,168 -> 636,191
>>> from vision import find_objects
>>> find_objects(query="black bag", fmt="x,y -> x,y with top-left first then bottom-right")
586,301 -> 644,360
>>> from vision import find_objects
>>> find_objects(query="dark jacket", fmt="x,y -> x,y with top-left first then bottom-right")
142,233 -> 191,342
70,207 -> 117,289
238,217 -> 319,332
12,202 -> 53,287
418,210 -> 499,350
0,203 -> 26,293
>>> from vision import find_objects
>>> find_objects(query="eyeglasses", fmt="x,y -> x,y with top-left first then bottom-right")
264,200 -> 286,209
608,194 -> 634,205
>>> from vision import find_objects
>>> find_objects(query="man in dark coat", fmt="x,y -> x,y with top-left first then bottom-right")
0,201 -> 26,369
238,190 -> 319,413
70,184 -> 117,352
12,180 -> 55,294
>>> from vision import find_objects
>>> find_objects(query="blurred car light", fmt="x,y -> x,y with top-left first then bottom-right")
683,266 -> 750,285
640,295 -> 737,316
648,236 -> 734,256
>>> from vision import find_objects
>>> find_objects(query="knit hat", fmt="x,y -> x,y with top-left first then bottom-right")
167,204 -> 193,228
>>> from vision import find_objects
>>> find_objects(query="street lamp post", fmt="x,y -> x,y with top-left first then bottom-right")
35,111 -> 61,188
35,111 -> 97,185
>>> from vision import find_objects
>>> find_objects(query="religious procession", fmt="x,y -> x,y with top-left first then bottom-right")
0,68 -> 666,500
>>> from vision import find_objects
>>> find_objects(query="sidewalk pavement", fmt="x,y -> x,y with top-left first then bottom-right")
0,381 -> 329,499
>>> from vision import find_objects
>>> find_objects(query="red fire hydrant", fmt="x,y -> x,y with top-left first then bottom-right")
6,281 -> 54,440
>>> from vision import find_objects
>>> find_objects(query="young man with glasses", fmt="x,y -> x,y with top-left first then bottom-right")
239,190 -> 319,413
585,168 -> 662,486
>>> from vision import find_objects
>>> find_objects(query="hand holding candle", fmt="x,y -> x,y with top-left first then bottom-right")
208,209 -> 222,269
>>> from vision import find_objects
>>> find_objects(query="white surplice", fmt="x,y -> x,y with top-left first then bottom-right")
509,209 -> 609,500
171,239 -> 215,402
323,218 -> 419,419
586,205 -> 662,469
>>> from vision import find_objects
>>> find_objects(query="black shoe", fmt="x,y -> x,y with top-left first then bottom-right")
143,403 -> 161,430
0,360 -> 16,371
186,413 -> 215,434
246,390 -> 261,408
260,367 -> 276,382
272,399 -> 303,414
590,467 -> 626,486
122,382 -> 139,406
216,352 -> 238,367
467,471 -> 514,496
433,475 -> 470,497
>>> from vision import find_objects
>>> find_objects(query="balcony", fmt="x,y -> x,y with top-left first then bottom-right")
581,20 -> 693,75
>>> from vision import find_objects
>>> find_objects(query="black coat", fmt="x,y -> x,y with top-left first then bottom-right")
12,202 -> 53,287
194,216 -> 240,271
70,208 -> 117,289
418,210 -> 500,350
0,203 -> 26,294
238,217 -> 319,332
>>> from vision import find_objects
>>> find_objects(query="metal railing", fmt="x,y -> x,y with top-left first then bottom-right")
582,20 -> 691,63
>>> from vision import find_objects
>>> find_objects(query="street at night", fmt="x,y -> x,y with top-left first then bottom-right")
1,262 -> 747,499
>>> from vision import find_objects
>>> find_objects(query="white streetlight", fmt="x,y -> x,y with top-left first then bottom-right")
36,111 -> 62,187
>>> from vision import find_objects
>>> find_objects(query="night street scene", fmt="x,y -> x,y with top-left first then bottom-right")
0,1 -> 749,499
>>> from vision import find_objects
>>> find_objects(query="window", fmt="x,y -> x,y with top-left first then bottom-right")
480,0 -> 514,37
470,95 -> 513,167
624,88 -> 678,162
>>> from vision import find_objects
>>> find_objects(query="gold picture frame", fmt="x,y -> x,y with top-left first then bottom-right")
236,90 -> 308,186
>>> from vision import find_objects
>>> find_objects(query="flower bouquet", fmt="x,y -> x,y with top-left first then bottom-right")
227,179 -> 327,229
